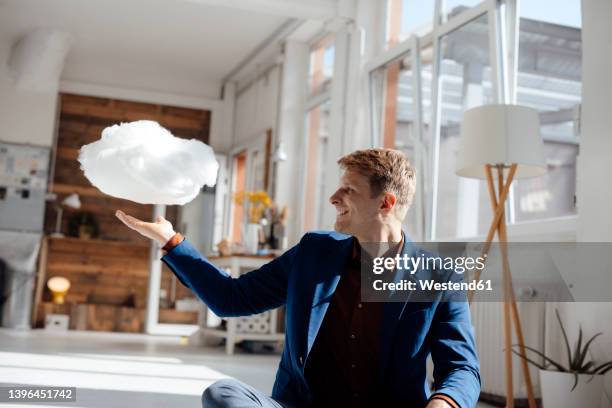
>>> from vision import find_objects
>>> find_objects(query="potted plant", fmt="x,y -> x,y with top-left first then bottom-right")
512,309 -> 612,408
233,191 -> 273,254
67,211 -> 99,239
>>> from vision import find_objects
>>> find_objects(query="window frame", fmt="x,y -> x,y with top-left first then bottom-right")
368,0 -> 500,241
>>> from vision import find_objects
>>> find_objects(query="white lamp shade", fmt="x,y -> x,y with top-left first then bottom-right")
47,276 -> 70,292
456,104 -> 546,179
62,193 -> 81,209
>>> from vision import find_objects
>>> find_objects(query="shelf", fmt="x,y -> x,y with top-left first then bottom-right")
52,183 -> 106,198
47,235 -> 150,248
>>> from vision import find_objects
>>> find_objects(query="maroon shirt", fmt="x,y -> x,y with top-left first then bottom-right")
304,239 -> 392,407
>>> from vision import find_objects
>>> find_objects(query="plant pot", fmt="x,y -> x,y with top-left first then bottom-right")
539,369 -> 603,408
243,223 -> 261,255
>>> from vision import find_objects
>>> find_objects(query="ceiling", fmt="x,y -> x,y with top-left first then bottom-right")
0,0 -> 297,98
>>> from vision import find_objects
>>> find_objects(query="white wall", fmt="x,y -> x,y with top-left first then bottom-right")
0,38 -> 59,147
551,1 -> 612,406
577,0 -> 612,243
233,65 -> 281,147
62,60 -> 221,101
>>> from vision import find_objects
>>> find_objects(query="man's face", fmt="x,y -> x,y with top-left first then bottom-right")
329,170 -> 383,237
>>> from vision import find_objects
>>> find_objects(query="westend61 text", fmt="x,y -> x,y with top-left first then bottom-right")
373,279 -> 493,292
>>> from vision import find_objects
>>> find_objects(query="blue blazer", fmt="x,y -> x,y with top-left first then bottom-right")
162,231 -> 480,407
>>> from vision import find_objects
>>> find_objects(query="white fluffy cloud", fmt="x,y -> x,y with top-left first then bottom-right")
78,120 -> 218,205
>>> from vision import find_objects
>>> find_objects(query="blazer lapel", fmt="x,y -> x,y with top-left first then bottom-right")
305,236 -> 354,359
378,232 -> 419,380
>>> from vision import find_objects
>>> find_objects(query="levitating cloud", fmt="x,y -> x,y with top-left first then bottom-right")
78,120 -> 218,205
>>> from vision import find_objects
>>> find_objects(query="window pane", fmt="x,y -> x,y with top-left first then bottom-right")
386,0 -> 435,46
520,0 -> 581,28
303,101 -> 331,231
444,1 -> 483,18
513,141 -> 577,221
375,58 -> 421,240
513,1 -> 582,222
370,46 -> 432,241
230,151 -> 247,242
435,13 -> 493,240
308,38 -> 335,96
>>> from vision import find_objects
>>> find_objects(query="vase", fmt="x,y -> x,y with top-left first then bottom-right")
539,369 -> 604,408
243,223 -> 261,255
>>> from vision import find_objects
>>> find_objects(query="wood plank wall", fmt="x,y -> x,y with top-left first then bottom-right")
41,93 -> 210,328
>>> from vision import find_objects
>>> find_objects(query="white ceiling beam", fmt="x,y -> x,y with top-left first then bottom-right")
183,0 -> 338,21
222,18 -> 300,85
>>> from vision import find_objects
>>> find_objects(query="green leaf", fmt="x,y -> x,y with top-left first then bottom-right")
580,361 -> 595,373
577,333 -> 603,370
571,372 -> 579,391
556,309 -> 573,368
571,327 -> 583,370
593,361 -> 612,375
512,344 -> 567,371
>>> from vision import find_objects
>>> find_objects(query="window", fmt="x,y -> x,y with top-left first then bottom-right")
304,101 -> 331,231
434,13 -> 494,239
308,37 -> 335,97
229,151 -> 247,242
443,0 -> 484,18
370,42 -> 432,240
370,0 -> 580,240
303,36 -> 335,232
386,0 -> 435,47
511,0 -> 582,222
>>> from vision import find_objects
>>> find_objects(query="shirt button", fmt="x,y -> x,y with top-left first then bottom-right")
299,356 -> 303,365
357,303 -> 363,309
351,363 -> 357,368
350,334 -> 356,339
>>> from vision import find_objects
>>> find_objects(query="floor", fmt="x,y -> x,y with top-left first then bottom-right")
0,328 -> 496,408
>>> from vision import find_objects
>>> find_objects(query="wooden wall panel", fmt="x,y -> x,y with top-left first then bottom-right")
40,93 -> 209,331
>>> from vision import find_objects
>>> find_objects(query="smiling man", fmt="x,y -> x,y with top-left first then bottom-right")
116,148 -> 480,408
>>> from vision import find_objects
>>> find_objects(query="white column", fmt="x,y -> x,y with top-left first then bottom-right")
345,0 -> 388,152
577,0 -> 612,242
320,28 -> 351,230
560,1 -> 612,404
275,40 -> 309,244
145,204 -> 166,334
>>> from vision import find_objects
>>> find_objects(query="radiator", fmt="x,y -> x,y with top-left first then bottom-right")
471,301 -> 546,400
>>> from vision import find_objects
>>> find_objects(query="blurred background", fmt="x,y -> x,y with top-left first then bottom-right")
0,0 -> 610,407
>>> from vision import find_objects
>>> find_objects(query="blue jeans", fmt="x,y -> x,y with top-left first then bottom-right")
202,379 -> 292,408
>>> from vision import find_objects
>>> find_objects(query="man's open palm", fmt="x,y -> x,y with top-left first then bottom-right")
115,210 -> 176,245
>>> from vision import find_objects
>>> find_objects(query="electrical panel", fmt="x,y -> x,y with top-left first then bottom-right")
0,142 -> 50,232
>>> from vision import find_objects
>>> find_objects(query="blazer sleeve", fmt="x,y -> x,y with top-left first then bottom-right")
161,239 -> 300,318
429,300 -> 481,408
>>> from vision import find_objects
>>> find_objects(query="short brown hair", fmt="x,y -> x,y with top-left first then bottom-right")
337,148 -> 416,208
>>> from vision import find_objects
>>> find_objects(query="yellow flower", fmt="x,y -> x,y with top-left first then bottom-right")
232,190 -> 275,223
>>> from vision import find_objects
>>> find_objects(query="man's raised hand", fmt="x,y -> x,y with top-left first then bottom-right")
115,210 -> 176,246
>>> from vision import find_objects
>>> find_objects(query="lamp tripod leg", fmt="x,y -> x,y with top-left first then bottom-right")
493,166 -> 537,408
469,163 -> 536,407
467,164 -> 517,303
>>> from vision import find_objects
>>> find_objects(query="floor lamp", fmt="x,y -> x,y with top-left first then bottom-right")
456,105 -> 546,408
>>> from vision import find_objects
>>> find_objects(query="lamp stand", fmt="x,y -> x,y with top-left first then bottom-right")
51,206 -> 65,238
468,163 -> 536,408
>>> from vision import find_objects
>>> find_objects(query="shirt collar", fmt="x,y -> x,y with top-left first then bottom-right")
351,231 -> 405,262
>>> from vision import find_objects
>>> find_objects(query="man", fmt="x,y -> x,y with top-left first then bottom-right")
116,148 -> 480,407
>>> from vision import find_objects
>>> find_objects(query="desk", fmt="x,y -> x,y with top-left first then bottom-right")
198,255 -> 284,355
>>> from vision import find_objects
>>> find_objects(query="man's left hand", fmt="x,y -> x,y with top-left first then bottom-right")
426,399 -> 452,408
